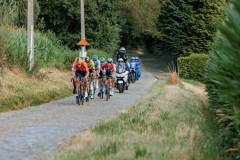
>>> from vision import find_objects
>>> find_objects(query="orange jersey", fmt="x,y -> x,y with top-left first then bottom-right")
72,61 -> 89,73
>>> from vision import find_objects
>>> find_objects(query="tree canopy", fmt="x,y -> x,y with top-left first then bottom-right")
156,0 -> 226,55
1,0 -> 227,54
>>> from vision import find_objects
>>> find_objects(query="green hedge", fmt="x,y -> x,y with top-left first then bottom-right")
205,0 -> 240,158
178,54 -> 208,82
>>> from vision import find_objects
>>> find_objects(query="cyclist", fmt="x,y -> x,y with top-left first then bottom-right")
98,57 -> 107,97
102,58 -> 115,96
99,57 -> 106,66
85,56 -> 95,99
92,55 -> 101,91
72,57 -> 89,98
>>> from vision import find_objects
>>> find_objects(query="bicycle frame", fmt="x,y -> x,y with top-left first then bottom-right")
75,77 -> 88,105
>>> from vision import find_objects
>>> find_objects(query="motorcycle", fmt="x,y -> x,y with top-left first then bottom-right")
116,71 -> 129,93
129,63 -> 136,83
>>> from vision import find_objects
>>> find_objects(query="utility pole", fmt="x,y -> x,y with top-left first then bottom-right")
27,0 -> 34,71
79,0 -> 88,58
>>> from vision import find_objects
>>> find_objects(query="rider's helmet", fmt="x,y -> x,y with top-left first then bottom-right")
107,58 -> 113,63
92,55 -> 98,61
74,57 -> 79,63
119,47 -> 126,53
85,56 -> 90,63
118,58 -> 124,63
135,56 -> 140,62
130,57 -> 135,62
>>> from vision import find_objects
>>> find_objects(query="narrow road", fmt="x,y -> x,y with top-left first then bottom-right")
0,70 -> 156,160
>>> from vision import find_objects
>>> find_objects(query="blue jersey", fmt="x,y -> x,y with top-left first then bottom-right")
93,59 -> 101,70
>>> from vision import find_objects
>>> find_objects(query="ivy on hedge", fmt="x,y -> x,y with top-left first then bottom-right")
178,54 -> 208,82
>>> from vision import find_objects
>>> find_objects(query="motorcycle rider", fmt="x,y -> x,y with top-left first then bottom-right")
102,58 -> 115,96
116,58 -> 129,89
116,47 -> 127,61
123,55 -> 130,71
134,56 -> 141,80
129,57 -> 137,82
123,55 -> 130,86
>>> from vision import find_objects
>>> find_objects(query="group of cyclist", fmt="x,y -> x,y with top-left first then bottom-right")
71,47 -> 141,101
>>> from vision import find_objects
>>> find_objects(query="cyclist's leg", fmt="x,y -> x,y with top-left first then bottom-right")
89,71 -> 94,98
75,71 -> 82,98
83,71 -> 89,98
95,70 -> 99,89
72,77 -> 76,94
106,70 -> 114,96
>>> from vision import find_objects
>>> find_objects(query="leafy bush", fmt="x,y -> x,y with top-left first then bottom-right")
0,26 -> 74,71
178,54 -> 208,81
205,0 -> 240,158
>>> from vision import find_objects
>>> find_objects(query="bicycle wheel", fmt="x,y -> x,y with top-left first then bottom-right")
80,84 -> 84,105
106,87 -> 110,101
94,81 -> 97,97
76,95 -> 80,105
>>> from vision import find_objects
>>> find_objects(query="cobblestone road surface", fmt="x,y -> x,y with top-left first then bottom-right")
0,70 -> 155,160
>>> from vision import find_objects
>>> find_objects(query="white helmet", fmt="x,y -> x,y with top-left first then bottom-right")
119,47 -> 126,52
118,58 -> 124,62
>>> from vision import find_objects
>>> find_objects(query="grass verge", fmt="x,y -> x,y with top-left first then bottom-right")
0,68 -> 72,112
48,79 -> 228,160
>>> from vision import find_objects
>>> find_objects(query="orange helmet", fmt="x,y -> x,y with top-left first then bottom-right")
76,59 -> 84,65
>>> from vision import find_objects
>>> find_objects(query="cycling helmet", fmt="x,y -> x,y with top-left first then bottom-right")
118,58 -> 124,62
92,55 -> 98,61
77,59 -> 84,65
107,58 -> 113,63
85,56 -> 90,62
100,57 -> 106,63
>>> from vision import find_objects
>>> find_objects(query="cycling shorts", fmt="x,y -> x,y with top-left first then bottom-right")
75,70 -> 87,80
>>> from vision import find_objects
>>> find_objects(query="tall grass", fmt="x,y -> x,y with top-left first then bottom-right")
49,80 -> 227,160
0,28 -> 6,69
0,26 -> 75,71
